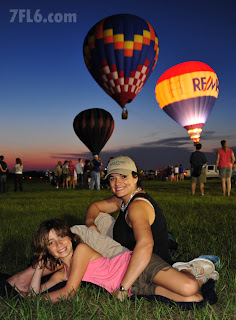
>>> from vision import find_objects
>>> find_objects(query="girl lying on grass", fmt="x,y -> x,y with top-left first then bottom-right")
24,218 -> 217,303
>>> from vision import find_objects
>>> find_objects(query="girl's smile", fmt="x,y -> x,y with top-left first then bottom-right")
47,229 -> 73,262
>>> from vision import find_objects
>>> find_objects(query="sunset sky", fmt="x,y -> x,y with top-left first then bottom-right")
1,0 -> 236,172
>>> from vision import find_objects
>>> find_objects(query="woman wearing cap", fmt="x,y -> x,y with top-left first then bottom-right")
85,156 -> 217,301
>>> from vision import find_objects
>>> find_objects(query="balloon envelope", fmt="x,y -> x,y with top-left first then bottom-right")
155,61 -> 219,143
83,14 -> 159,118
73,108 -> 114,155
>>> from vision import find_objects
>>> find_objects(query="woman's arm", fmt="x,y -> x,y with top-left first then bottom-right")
29,259 -> 64,294
29,263 -> 45,294
114,201 -> 154,300
43,244 -> 101,303
190,153 -> 193,165
0,164 -> 6,172
231,151 -> 235,165
40,268 -> 65,292
85,196 -> 122,231
215,152 -> 220,171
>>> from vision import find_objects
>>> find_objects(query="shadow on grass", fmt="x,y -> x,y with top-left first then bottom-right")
0,236 -> 33,275
62,214 -> 85,227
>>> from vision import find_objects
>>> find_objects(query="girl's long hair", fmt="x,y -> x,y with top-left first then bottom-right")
16,158 -> 22,165
221,140 -> 227,152
32,219 -> 82,271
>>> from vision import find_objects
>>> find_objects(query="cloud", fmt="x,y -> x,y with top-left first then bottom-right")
133,130 -> 226,148
145,136 -> 190,147
50,135 -> 236,170
200,131 -> 236,141
50,152 -> 92,160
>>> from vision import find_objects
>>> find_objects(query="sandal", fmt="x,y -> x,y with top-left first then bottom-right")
172,258 -> 215,277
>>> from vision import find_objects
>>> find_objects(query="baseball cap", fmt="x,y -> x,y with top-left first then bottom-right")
105,156 -> 137,178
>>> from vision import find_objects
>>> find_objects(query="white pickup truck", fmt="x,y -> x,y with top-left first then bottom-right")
185,165 -> 219,178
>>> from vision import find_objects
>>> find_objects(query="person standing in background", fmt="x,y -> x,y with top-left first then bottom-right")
190,144 -> 208,196
83,160 -> 91,189
75,158 -> 84,189
45,170 -> 50,183
68,161 -> 76,189
62,161 -> 69,189
170,166 -> 174,183
14,158 -> 23,192
0,155 -> 8,193
54,161 -> 62,189
167,165 -> 172,181
232,161 -> 236,187
90,155 -> 102,190
179,164 -> 185,181
174,165 -> 179,181
215,140 -> 235,196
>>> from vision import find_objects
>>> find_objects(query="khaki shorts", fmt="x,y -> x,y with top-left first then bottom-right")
71,213 -> 129,259
219,167 -> 232,178
131,253 -> 170,295
190,168 -> 206,183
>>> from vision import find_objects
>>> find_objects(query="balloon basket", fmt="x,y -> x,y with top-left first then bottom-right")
122,108 -> 128,120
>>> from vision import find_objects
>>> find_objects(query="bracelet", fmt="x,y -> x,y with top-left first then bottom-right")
119,285 -> 128,292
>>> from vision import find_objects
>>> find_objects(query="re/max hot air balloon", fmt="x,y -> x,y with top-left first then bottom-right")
83,14 -> 159,119
155,61 -> 219,144
73,108 -> 114,156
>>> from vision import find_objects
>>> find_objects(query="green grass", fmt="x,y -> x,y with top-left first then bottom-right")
0,178 -> 235,319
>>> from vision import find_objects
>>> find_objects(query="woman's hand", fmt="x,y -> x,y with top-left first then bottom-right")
113,288 -> 128,301
85,197 -> 122,229
88,224 -> 100,233
39,256 -> 47,269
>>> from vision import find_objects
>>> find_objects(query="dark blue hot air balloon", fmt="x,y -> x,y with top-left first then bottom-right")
83,14 -> 159,119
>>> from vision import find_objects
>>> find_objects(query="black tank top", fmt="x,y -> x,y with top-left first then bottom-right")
113,192 -> 172,264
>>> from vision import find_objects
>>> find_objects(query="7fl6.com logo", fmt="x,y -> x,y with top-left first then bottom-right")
9,9 -> 77,24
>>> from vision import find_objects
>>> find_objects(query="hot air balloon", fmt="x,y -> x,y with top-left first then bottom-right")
73,108 -> 114,156
83,14 -> 159,119
155,61 -> 219,144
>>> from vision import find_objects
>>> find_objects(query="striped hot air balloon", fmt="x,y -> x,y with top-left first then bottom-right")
155,61 -> 219,144
73,108 -> 114,155
83,14 -> 159,119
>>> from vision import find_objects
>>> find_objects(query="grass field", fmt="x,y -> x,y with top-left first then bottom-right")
0,178 -> 235,319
